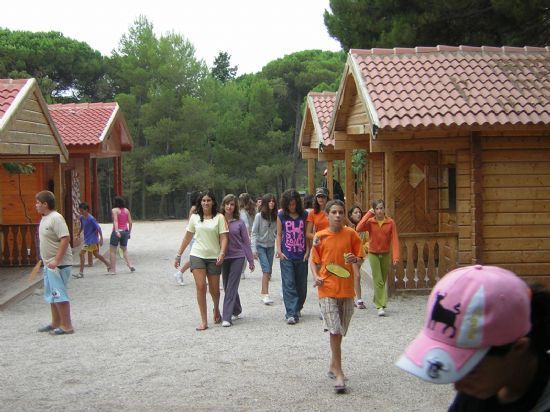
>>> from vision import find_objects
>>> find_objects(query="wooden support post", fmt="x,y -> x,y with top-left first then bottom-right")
84,156 -> 91,206
327,160 -> 334,200
384,151 -> 394,217
53,157 -> 63,215
345,149 -> 354,210
118,156 -> 123,196
470,132 -> 483,264
307,158 -> 314,195
113,157 -> 120,197
92,158 -> 100,220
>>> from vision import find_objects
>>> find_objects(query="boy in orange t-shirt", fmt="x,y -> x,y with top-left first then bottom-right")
311,200 -> 363,393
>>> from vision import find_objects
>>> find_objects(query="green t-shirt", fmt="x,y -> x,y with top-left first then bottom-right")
187,214 -> 228,259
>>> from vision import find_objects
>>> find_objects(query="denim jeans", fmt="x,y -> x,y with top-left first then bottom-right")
280,258 -> 308,320
257,245 -> 275,274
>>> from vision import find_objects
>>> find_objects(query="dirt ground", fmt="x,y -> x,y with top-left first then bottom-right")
0,220 -> 455,411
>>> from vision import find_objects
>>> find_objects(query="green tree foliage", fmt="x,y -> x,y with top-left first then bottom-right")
324,0 -> 550,50
0,28 -> 108,101
211,51 -> 238,83
260,50 -> 346,187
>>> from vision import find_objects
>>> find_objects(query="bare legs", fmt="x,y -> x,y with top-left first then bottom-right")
329,333 -> 345,387
50,302 -> 73,331
192,269 -> 221,330
80,250 -> 110,273
109,246 -> 133,274
109,245 -> 117,273
261,272 -> 270,295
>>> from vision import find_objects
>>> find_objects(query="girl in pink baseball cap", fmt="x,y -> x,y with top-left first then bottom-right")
396,265 -> 550,412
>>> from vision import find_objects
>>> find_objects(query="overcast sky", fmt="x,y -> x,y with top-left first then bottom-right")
0,0 -> 342,74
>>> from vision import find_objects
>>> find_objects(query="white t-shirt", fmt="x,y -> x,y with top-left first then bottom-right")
39,211 -> 73,265
187,214 -> 228,259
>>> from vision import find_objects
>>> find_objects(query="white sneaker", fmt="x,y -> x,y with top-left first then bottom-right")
287,316 -> 296,325
377,308 -> 386,317
173,270 -> 184,286
231,314 -> 244,321
261,295 -> 273,305
222,321 -> 232,327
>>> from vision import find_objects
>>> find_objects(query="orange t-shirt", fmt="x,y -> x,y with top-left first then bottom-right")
307,210 -> 329,232
312,226 -> 364,298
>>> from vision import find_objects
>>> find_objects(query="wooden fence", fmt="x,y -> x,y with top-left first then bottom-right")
0,224 -> 39,266
389,232 -> 458,292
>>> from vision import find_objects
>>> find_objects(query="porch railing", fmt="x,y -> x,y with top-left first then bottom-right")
0,224 -> 39,266
390,232 -> 458,291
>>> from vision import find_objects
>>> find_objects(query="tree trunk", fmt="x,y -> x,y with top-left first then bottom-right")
141,174 -> 146,220
291,97 -> 302,188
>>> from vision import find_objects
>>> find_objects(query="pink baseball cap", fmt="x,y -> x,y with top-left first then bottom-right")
396,265 -> 531,384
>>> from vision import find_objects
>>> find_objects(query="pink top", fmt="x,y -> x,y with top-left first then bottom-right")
114,208 -> 129,231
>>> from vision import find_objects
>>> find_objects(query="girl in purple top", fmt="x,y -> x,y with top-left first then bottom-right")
276,189 -> 309,325
220,194 -> 255,327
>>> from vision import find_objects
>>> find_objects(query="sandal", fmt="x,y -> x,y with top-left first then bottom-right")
37,325 -> 55,333
213,310 -> 222,324
334,382 -> 347,394
49,328 -> 74,335
195,325 -> 208,331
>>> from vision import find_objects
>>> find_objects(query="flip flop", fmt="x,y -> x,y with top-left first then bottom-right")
195,325 -> 208,331
37,325 -> 55,333
49,328 -> 74,335
334,383 -> 347,394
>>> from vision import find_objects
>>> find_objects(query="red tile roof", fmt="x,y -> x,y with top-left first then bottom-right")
0,78 -> 29,119
309,92 -> 336,147
349,45 -> 550,133
48,102 -> 118,146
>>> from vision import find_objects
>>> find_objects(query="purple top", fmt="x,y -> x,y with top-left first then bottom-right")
79,214 -> 101,245
225,219 -> 254,264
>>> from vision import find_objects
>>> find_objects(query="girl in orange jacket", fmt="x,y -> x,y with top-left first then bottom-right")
356,199 -> 400,316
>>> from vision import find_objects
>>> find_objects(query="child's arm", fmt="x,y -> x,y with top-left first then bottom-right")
276,216 -> 287,260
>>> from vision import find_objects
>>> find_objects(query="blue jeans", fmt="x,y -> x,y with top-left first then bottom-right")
280,259 -> 308,320
257,245 -> 275,274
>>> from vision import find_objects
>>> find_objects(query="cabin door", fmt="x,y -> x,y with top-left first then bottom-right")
393,151 -> 439,233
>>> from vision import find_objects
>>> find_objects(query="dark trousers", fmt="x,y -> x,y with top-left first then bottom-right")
222,257 -> 244,322
280,259 -> 308,320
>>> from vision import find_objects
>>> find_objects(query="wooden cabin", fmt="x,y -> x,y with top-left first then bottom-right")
298,92 -> 342,196
0,78 -> 69,266
49,102 -> 134,246
312,45 -> 550,290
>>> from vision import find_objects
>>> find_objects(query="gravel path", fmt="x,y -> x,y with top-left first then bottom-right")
0,220 -> 454,411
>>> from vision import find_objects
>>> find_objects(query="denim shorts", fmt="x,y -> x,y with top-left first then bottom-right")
110,230 -> 130,247
190,255 -> 222,275
256,245 -> 274,274
43,265 -> 72,304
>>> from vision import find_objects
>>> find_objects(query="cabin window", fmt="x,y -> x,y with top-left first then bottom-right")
439,166 -> 456,211
427,164 -> 456,212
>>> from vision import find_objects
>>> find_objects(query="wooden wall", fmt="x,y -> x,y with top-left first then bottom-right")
0,164 -> 44,224
1,92 -> 63,157
481,136 -> 550,279
367,152 -> 384,207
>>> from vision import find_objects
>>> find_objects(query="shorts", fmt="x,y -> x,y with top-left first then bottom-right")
43,265 -> 72,304
110,230 -> 130,247
189,255 -> 222,275
81,243 -> 99,253
256,245 -> 274,274
319,297 -> 354,336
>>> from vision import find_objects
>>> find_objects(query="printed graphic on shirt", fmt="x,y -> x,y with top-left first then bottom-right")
284,220 -> 305,252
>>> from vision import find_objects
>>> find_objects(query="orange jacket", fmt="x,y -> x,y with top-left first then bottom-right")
356,211 -> 400,261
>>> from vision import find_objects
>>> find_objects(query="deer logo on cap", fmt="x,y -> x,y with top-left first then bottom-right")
429,292 -> 461,338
